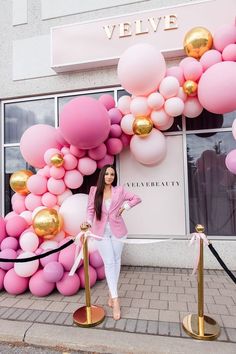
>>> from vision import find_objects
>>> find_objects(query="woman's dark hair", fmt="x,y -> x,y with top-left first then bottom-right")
94,164 -> 117,220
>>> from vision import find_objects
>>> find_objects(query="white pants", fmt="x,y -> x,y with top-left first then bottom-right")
95,226 -> 126,298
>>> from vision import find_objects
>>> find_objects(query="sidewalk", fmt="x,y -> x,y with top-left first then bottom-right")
0,266 -> 236,353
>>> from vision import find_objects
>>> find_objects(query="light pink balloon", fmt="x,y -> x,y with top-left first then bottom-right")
159,76 -> 179,99
43,261 -> 64,283
69,145 -> 86,158
200,49 -> 222,71
55,127 -> 69,147
14,251 -> 39,277
29,269 -> 55,296
38,165 -> 51,178
58,243 -> 77,271
117,96 -> 131,115
1,237 -> 18,251
78,157 -> 97,175
213,23 -> 236,52
120,114 -> 135,135
108,108 -> 123,124
183,97 -> 203,118
164,97 -> 184,117
0,249 -> 17,270
232,119 -> 236,140
20,210 -> 32,225
20,124 -> 61,168
4,268 -> 29,295
198,61 -> 236,114
44,148 -> 61,166
222,44 -> 236,61
27,175 -> 48,195
64,170 -> 83,189
63,154 -> 78,171
98,94 -> 115,110
176,87 -> 187,102
56,272 -> 80,295
47,177 -> 66,195
6,215 -> 28,237
4,211 -> 18,222
19,232 -> 39,252
12,199 -> 26,214
0,269 -> 5,290
11,193 -> 25,204
225,149 -> 236,174
109,124 -> 122,138
166,66 -> 185,86
179,57 -> 197,69
97,154 -> 114,169
130,97 -> 151,116
25,194 -> 42,211
0,217 -> 7,244
61,147 -> 70,155
51,230 -> 65,242
159,117 -> 174,131
130,128 -> 167,165
151,109 -> 170,128
183,61 -> 203,81
50,166 -> 65,179
88,144 -> 107,161
60,97 -> 111,149
78,265 -> 97,288
106,138 -> 123,155
40,249 -> 58,267
41,192 -> 58,208
147,92 -> 164,110
57,189 -> 73,206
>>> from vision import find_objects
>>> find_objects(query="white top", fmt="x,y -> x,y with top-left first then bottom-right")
104,198 -> 111,235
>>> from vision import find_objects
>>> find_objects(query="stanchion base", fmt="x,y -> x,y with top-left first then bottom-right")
73,305 -> 105,328
182,314 -> 220,340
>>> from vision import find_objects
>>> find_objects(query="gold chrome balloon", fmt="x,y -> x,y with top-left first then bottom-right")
51,153 -> 64,167
183,80 -> 198,95
33,208 -> 63,237
133,116 -> 153,136
183,27 -> 213,59
10,170 -> 33,195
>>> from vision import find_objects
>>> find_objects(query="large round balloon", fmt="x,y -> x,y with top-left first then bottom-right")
117,43 -> 166,96
59,97 -> 111,149
20,124 -> 61,168
198,61 -> 236,114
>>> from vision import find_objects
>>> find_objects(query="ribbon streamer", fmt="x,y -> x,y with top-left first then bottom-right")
189,232 -> 209,275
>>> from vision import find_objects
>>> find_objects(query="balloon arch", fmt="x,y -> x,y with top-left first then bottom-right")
0,22 -> 236,296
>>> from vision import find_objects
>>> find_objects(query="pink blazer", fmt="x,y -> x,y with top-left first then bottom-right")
86,186 -> 141,238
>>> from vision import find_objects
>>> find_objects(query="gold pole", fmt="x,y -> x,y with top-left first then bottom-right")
182,224 -> 220,340
73,226 -> 105,327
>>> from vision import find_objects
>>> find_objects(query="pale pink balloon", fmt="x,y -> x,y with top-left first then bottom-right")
60,97 -> 111,149
6,215 -> 28,237
222,44 -> 236,61
232,119 -> 236,140
109,124 -> 122,138
47,177 -> 66,195
183,61 -> 203,81
164,97 -> 184,117
20,210 -> 32,225
44,148 -> 61,166
0,217 -> 7,245
25,194 -> 42,211
40,240 -> 58,250
225,149 -> 236,174
97,154 -> 114,169
27,175 -> 48,195
158,117 -> 174,131
88,144 -> 107,160
130,128 -> 167,165
51,230 -> 65,242
4,268 -> 29,295
176,87 -> 187,102
179,57 -> 197,69
61,147 -> 70,155
19,232 -> 39,252
120,133 -> 131,148
130,97 -> 151,116
98,94 -> 115,110
108,108 -> 123,124
29,269 -> 55,296
198,61 -> 236,114
106,138 -> 123,155
117,96 -> 131,115
56,272 -> 80,295
213,23 -> 236,52
151,109 -> 171,128
11,193 -> 25,204
78,157 -> 97,175
14,251 -> 39,277
57,189 -> 73,206
200,49 -> 222,71
20,124 -> 61,168
120,114 -> 135,135
159,76 -> 179,99
41,192 -> 58,208
1,237 -> 18,251
147,92 -> 164,110
69,145 -> 86,158
183,97 -> 203,118
0,249 -> 16,270
63,154 -> 78,171
50,166 -> 65,179
64,170 -> 83,189
12,199 -> 26,214
166,66 -> 185,86
117,43 -> 166,96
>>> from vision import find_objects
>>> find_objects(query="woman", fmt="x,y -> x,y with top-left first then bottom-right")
81,164 -> 141,320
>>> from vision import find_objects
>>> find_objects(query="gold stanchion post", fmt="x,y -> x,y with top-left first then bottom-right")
182,224 -> 220,340
73,226 -> 105,327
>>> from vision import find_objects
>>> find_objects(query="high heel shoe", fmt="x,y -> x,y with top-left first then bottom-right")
108,297 -> 113,307
112,298 -> 121,320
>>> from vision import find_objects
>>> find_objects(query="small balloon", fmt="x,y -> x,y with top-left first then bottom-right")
50,153 -> 64,167
10,170 -> 33,195
183,80 -> 198,95
184,27 -> 213,59
132,117 -> 153,136
33,208 -> 63,237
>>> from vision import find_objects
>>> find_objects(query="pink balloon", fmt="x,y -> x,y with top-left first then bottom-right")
11,193 -> 25,204
117,43 -> 166,96
6,215 -> 28,237
96,265 -> 105,280
77,265 -> 97,288
43,261 -> 64,283
225,149 -> 236,174
20,210 -> 32,225
40,249 -> 58,267
69,145 -> 86,158
130,129 -> 167,165
183,97 -> 203,118
63,154 -> 78,170
12,199 -> 26,214
147,92 -> 164,110
41,192 -> 58,208
176,87 -> 187,102
164,97 -> 184,117
56,272 -> 80,295
55,127 -> 69,147
49,166 -> 65,179
20,125 -> 61,168
47,177 -> 66,195
5,211 -> 18,222
57,189 -> 73,206
0,269 -> 5,290
158,117 -> 174,131
179,57 -> 197,69
38,165 -> 51,178
166,66 -> 185,86
198,61 -> 236,114
4,268 -> 29,295
19,232 -> 39,252
109,124 -> 122,138
222,44 -> 236,61
130,97 -> 151,116
98,94 -> 115,110
88,144 -> 107,161
44,148 -> 61,166
183,61 -> 203,81
29,269 -> 55,296
1,237 -> 18,251
120,133 -> 131,148
120,114 -> 135,135
64,170 -> 84,189
200,49 -> 222,71
213,23 -> 236,52
0,217 -> 7,244
159,76 -> 179,99
25,194 -> 42,211
58,243 -> 77,271
0,249 -> 17,270
61,147 -> 70,155
108,108 -> 123,124
117,96 -> 131,115
89,250 -> 103,268
78,157 -> 97,175
60,97 -> 111,149
106,138 -> 123,155
151,109 -> 171,128
27,175 -> 48,195
97,154 -> 114,169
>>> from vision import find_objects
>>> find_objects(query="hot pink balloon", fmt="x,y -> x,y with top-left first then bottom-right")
64,170 -> 83,189
77,265 -> 97,288
200,49 -> 222,71
118,43 -> 166,96
88,144 -> 107,161
120,133 -> 131,148
6,215 -> 28,237
97,154 -> 114,169
166,66 -> 185,86
117,96 -> 131,115
106,138 -> 123,155
25,194 -> 42,211
41,192 -> 58,208
0,217 -> 7,244
47,177 -> 66,195
108,108 -> 123,124
198,61 -> 236,114
69,145 -> 86,158
96,265 -> 105,280
49,166 -> 65,179
183,61 -> 203,81
109,124 -> 122,138
20,125 -> 61,168
225,149 -> 236,174
4,268 -> 29,295
183,97 -> 203,118
222,44 -> 236,61
56,272 -> 80,296
98,94 -> 115,110
213,23 -> 236,52
0,269 -> 5,290
27,174 -> 48,195
78,157 -> 97,175
60,97 -> 111,149
43,261 -> 64,283
147,92 -> 164,110
29,269 -> 55,296
1,237 -> 18,251
63,154 -> 78,171
0,249 -> 17,270
89,250 -> 103,268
